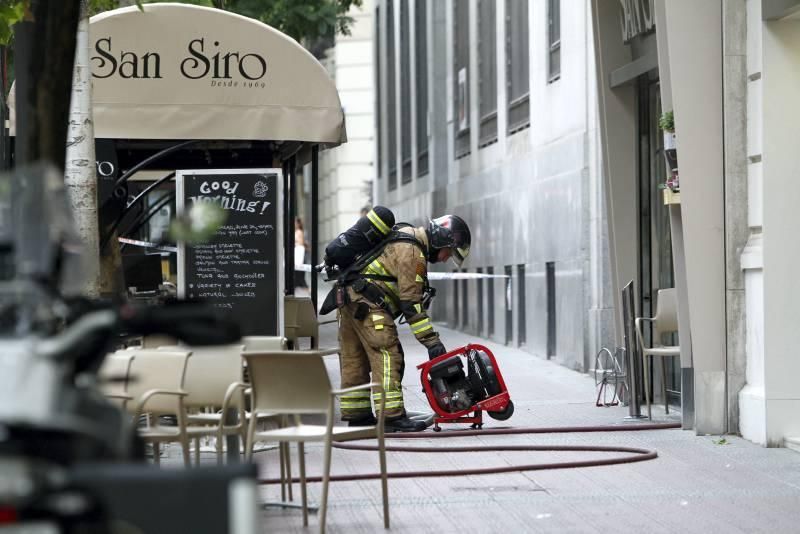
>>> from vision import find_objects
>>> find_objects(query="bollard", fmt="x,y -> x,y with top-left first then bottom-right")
622,281 -> 647,419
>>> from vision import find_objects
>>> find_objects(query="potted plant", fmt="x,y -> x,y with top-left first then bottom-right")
659,110 -> 679,192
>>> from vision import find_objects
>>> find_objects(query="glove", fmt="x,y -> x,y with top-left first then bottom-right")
427,342 -> 447,360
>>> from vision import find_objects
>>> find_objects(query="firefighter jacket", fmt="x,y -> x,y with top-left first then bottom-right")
347,226 -> 441,349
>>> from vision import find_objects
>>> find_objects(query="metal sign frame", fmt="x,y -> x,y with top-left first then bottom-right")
176,168 -> 284,336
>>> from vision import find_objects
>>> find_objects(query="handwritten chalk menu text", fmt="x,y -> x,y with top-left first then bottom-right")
177,170 -> 282,336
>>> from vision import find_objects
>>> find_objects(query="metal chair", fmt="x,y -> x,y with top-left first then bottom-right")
240,336 -> 334,504
284,296 -> 337,350
98,351 -> 136,411
243,350 -> 389,534
125,349 -> 192,467
157,344 -> 252,465
635,288 -> 681,420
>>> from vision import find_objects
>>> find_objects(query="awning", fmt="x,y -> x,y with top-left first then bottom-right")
9,3 -> 346,145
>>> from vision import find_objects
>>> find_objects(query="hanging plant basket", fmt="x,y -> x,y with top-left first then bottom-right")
659,111 -> 679,192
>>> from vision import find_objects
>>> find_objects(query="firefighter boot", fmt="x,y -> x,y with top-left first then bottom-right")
347,413 -> 377,427
384,415 -> 427,432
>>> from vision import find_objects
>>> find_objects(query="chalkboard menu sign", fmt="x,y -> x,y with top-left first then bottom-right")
176,169 -> 283,336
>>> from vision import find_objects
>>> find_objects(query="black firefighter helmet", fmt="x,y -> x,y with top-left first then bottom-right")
427,214 -> 471,267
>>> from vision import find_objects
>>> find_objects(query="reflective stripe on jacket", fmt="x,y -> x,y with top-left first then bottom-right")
356,226 -> 441,349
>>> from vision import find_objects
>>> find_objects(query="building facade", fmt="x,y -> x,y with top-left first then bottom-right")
373,0 -> 800,448
316,1 -> 377,250
593,0 -> 800,445
373,0 -> 613,372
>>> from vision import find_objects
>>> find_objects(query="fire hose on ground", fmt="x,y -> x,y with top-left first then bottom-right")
257,422 -> 681,485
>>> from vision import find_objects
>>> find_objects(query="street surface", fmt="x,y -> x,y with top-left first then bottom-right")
176,321 -> 800,533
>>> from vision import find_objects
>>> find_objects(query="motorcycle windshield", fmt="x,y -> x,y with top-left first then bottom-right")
5,164 -> 87,296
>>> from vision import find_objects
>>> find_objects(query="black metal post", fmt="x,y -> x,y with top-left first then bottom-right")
311,145 -> 319,311
287,155 -> 297,296
282,159 -> 291,295
622,280 -> 646,419
0,46 -> 9,170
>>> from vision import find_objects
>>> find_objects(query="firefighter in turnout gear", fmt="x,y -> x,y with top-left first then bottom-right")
338,215 -> 472,432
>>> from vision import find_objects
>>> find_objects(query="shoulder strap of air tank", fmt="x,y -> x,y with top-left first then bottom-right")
338,228 -> 426,284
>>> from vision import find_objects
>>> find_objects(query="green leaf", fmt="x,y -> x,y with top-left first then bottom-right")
659,110 -> 675,132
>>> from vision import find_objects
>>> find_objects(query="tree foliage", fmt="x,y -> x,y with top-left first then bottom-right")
0,0 -> 363,53
88,0 -> 125,15
0,1 -> 26,45
213,0 -> 364,43
0,1 -> 141,45
88,0 -> 364,44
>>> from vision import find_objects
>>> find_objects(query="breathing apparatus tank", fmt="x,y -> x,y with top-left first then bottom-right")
323,206 -> 395,271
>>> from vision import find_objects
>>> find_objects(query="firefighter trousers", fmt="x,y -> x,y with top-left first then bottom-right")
338,301 -> 406,420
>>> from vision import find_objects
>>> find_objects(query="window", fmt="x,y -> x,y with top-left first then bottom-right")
547,0 -> 560,82
504,265 -> 512,345
400,0 -> 412,183
546,262 -> 556,358
461,269 -> 468,330
487,266 -> 495,337
415,0 -> 429,177
387,0 -> 397,190
478,0 -> 497,146
477,267 -> 484,336
506,0 -> 529,132
517,264 -> 526,346
453,268 -> 460,328
375,5 -> 383,177
453,0 -> 470,159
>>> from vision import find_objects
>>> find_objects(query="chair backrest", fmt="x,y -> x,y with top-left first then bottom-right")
141,334 -> 179,348
243,352 -> 331,415
125,350 -> 191,415
653,288 -> 679,340
284,296 -> 319,348
242,336 -> 288,351
174,344 -> 245,408
98,352 -> 136,406
240,338 -> 287,385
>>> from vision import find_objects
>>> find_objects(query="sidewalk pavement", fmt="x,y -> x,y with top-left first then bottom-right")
166,320 -> 800,533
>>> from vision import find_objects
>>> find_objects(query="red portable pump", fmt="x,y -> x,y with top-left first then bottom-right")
417,344 -> 514,431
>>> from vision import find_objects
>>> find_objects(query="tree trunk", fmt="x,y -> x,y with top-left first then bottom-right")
64,2 -> 125,298
14,0 -> 81,170
64,0 -> 102,297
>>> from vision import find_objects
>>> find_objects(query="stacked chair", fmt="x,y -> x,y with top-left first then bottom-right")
98,349 -> 137,411
95,295 -> 385,531
158,343 -> 252,465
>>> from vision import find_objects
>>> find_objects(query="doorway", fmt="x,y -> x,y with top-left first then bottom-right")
637,73 -> 679,406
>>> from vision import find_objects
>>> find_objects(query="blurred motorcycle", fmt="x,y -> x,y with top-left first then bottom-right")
0,165 -> 253,533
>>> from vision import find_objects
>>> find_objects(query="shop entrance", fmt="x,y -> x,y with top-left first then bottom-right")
637,73 -> 680,407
